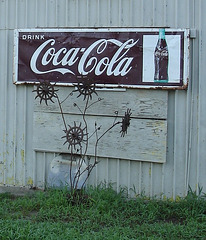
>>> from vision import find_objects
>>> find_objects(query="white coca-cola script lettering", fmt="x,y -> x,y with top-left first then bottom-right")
154,50 -> 168,58
30,38 -> 139,76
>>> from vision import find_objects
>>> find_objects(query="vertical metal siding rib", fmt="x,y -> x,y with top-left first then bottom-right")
24,86 -> 34,186
5,30 -> 16,186
86,0 -> 89,26
23,87 -> 27,186
116,159 -> 120,192
161,163 -> 165,199
173,93 -> 177,198
95,156 -> 98,187
193,1 -> 201,194
139,162 -> 142,195
45,0 -> 48,27
14,86 -> 26,186
1,30 -> 8,185
107,0 -> 110,26
13,83 -> 17,186
64,0 -> 68,27
33,151 -> 37,188
118,0 -> 122,26
2,0 -> 9,186
0,30 -> 4,184
197,0 -> 206,195
106,158 -> 109,187
185,0 -> 196,193
25,0 -> 38,28
172,0 -> 178,198
96,0 -> 100,26
150,163 -> 153,197
0,0 -> 6,29
43,152 -> 46,189
129,0 -> 133,26
175,0 -> 178,27
127,160 -> 130,195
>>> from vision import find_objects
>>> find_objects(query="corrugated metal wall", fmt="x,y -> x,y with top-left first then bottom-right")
0,0 -> 205,198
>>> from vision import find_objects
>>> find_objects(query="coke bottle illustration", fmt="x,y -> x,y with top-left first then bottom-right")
154,28 -> 169,82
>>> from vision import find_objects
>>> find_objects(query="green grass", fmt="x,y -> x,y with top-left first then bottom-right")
0,185 -> 205,240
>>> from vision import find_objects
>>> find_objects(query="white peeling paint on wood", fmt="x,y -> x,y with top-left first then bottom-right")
33,111 -> 167,163
34,87 -> 168,120
33,88 -> 168,163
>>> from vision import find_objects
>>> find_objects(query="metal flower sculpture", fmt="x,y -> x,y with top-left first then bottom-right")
33,76 -> 132,192
32,81 -> 58,105
120,108 -> 132,137
73,77 -> 97,100
62,122 -> 87,151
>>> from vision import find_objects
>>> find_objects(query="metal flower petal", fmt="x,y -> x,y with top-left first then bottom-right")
120,108 -> 132,137
32,80 -> 58,105
62,122 -> 88,150
73,77 -> 98,100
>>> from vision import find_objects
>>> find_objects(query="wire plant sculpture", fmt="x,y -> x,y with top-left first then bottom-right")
33,77 -> 132,192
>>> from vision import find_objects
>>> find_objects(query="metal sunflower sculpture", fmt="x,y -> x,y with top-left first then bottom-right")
33,81 -> 58,105
33,75 -> 132,191
62,122 -> 87,151
73,77 -> 98,100
120,108 -> 132,137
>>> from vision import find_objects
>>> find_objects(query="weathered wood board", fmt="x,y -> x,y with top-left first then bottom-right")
33,88 -> 168,163
33,112 -> 167,162
33,87 -> 168,120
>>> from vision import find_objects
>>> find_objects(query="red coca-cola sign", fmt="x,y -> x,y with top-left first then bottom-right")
14,28 -> 189,88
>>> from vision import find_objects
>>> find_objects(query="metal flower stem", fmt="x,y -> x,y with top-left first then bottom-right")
72,148 -> 84,191
81,120 -> 121,189
73,96 -> 90,190
58,93 -> 90,191
82,96 -> 89,156
33,80 -> 131,191
56,93 -> 78,191
57,94 -> 81,190
70,149 -> 74,190
72,96 -> 104,190
73,146 -> 85,190
56,95 -> 67,131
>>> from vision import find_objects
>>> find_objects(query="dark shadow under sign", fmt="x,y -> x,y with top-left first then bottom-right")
14,28 -> 189,89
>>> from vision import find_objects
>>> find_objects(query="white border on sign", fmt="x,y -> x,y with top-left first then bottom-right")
13,28 -> 190,89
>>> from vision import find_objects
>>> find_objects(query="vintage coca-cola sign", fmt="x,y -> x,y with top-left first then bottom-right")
14,28 -> 189,88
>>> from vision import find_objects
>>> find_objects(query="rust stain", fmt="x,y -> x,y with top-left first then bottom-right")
149,166 -> 152,177
21,149 -> 25,164
27,177 -> 33,185
6,176 -> 15,185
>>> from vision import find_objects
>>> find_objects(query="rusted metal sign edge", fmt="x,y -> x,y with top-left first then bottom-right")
13,28 -> 190,90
